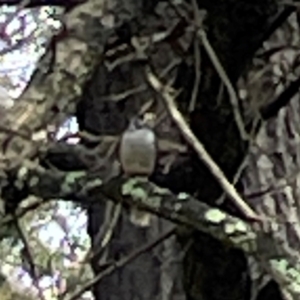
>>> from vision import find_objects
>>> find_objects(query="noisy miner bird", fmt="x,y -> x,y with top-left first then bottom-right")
119,116 -> 157,227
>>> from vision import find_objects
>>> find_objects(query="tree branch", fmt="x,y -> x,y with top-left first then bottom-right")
146,67 -> 260,221
3,163 -> 300,298
4,165 -> 256,252
0,0 -> 110,171
261,75 -> 300,120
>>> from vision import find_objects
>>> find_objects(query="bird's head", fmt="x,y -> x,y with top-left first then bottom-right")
127,117 -> 146,131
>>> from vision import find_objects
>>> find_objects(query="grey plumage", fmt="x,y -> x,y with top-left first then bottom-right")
119,117 -> 157,226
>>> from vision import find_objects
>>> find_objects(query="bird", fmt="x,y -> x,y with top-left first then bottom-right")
119,117 -> 157,227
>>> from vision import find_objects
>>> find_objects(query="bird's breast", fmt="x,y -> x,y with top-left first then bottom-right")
119,128 -> 157,176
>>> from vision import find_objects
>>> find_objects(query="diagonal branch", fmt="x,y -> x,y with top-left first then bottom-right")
2,165 -> 257,252
146,67 -> 260,221
15,217 -> 46,300
260,75 -> 300,120
0,0 -> 111,171
4,162 -> 300,298
197,29 -> 248,141
66,227 -> 176,300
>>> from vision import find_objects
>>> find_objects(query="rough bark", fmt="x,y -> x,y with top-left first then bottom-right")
1,0 -> 299,300
73,1 -> 280,300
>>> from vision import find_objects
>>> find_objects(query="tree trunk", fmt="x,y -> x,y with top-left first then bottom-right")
74,1 -> 289,300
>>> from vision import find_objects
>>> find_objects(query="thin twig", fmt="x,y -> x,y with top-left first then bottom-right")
198,29 -> 248,140
82,202 -> 121,265
187,0 -> 248,140
188,2 -> 202,112
60,202 -> 122,299
65,227 -> 176,300
146,68 -> 260,221
15,217 -> 46,300
216,155 -> 248,205
188,39 -> 201,112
